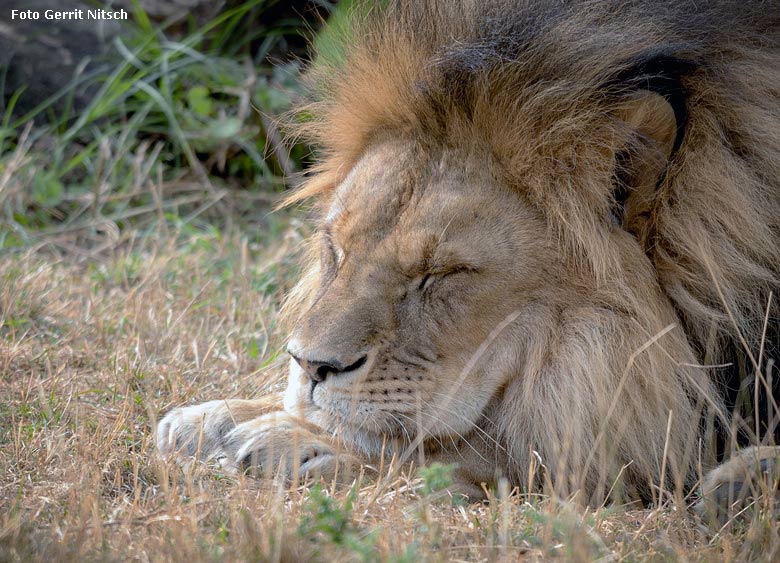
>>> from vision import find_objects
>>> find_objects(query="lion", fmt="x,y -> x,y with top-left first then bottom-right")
158,0 -> 780,508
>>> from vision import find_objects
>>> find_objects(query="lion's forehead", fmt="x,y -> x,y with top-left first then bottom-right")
326,149 -> 414,243
327,144 -> 504,254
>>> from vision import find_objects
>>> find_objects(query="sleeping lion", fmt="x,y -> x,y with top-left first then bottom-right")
157,0 -> 780,510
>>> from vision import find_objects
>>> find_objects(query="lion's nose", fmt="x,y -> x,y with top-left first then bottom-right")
289,352 -> 368,383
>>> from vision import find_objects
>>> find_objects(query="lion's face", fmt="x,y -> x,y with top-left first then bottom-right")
284,140 -> 557,450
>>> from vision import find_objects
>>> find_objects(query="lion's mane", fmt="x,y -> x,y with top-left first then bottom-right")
282,0 -> 780,497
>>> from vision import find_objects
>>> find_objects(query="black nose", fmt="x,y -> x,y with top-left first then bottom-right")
289,353 -> 368,382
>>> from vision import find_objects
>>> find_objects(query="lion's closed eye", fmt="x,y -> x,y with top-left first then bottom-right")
320,231 -> 344,273
416,265 -> 479,292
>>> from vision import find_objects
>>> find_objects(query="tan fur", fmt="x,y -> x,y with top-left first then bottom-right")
159,1 -> 780,505
696,447 -> 780,523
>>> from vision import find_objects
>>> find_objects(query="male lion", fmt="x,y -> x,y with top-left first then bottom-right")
158,0 -> 780,507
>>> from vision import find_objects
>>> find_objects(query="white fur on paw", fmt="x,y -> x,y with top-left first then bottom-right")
156,400 -> 236,459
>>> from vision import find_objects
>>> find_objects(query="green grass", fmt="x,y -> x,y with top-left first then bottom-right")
0,0 -> 312,253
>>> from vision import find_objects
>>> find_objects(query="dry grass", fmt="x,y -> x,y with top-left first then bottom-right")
0,220 -> 778,562
2,3 -> 778,557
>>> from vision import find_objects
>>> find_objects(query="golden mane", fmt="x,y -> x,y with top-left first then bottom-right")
285,0 -> 780,359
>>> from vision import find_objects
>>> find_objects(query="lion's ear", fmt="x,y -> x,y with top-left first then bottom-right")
611,91 -> 679,227
616,91 -> 677,161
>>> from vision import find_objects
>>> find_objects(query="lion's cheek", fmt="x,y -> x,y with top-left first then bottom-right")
283,357 -> 310,415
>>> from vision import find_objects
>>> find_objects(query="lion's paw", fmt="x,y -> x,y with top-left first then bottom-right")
158,406 -> 362,483
157,400 -> 239,460
218,412 -> 354,482
696,446 -> 780,524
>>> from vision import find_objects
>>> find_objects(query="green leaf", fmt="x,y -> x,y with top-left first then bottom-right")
32,173 -> 64,206
186,86 -> 213,117
247,339 -> 260,359
129,0 -> 154,35
207,117 -> 241,140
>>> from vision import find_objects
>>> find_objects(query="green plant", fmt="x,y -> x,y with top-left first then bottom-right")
0,0 -> 313,252
298,484 -> 378,561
